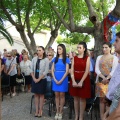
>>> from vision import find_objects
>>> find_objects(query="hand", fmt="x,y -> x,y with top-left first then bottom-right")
77,81 -> 83,88
54,79 -> 59,84
57,80 -> 63,85
72,81 -> 78,87
7,72 -> 10,75
33,78 -> 38,83
102,78 -> 108,85
36,79 -> 40,83
18,72 -> 20,76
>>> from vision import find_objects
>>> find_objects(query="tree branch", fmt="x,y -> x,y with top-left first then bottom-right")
32,18 -> 42,34
16,0 -> 22,25
84,0 -> 99,25
112,0 -> 120,17
67,0 -> 75,31
51,4 -> 70,31
50,18 -> 54,31
0,0 -> 18,27
83,34 -> 88,41
74,26 -> 94,34
24,0 -> 34,27
25,1 -> 32,35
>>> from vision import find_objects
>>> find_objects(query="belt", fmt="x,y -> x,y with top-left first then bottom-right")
74,71 -> 85,73
55,71 -> 65,72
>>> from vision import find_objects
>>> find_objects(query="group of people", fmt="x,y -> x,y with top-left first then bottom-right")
1,32 -> 120,120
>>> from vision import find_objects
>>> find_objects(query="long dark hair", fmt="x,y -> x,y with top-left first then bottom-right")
38,46 -> 46,59
78,42 -> 87,58
55,44 -> 66,64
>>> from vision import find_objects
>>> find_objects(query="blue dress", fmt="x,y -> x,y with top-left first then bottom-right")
52,57 -> 70,92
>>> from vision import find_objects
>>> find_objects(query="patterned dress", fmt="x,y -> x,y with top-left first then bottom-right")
96,56 -> 114,97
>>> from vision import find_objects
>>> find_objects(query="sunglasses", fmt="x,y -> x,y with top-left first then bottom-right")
7,56 -> 11,57
47,55 -> 52,56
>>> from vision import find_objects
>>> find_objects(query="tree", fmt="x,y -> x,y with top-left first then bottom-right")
0,0 -> 66,56
0,18 -> 13,45
49,0 -> 120,58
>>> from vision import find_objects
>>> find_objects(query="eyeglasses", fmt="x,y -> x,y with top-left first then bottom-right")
47,55 -> 52,56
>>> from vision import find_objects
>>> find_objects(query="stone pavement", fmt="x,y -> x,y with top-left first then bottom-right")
2,92 -> 100,120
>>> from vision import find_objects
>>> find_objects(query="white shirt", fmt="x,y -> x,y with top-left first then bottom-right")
20,60 -> 32,76
106,63 -> 120,100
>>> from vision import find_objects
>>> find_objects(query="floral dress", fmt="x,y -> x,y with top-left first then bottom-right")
96,56 -> 114,97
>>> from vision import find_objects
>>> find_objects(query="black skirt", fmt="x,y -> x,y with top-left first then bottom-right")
10,74 -> 17,87
25,75 -> 32,85
31,78 -> 47,94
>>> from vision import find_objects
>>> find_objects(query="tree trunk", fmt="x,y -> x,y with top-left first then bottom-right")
17,30 -> 34,57
93,26 -> 104,60
45,29 -> 58,51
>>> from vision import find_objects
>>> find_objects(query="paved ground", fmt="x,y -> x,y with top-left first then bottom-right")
2,92 -> 100,120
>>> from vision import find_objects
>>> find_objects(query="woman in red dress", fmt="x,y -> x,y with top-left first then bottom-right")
69,42 -> 91,120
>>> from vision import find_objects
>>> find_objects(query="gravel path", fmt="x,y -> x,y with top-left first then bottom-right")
2,92 -> 100,120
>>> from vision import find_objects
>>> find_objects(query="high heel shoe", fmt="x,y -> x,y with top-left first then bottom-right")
38,111 -> 43,117
34,113 -> 38,117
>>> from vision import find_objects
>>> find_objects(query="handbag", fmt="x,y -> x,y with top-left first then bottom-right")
75,80 -> 84,87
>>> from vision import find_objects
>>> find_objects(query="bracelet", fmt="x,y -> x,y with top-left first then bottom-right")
71,74 -> 74,77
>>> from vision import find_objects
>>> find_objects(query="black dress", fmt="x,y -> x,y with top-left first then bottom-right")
31,59 -> 47,94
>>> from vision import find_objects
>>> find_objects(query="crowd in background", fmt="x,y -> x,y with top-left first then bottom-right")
0,31 -> 120,120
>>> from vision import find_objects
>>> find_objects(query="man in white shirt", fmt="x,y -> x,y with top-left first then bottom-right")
103,32 -> 120,120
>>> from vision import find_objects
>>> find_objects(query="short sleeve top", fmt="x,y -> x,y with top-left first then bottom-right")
52,57 -> 70,71
5,57 -> 17,76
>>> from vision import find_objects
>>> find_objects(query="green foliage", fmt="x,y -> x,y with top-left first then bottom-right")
0,20 -> 13,45
57,32 -> 90,45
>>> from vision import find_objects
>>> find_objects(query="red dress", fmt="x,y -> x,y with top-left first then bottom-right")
69,56 -> 91,98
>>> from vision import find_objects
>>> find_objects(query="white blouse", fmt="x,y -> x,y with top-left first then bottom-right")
20,60 -> 32,76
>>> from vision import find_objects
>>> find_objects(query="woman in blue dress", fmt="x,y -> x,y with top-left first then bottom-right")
51,44 -> 70,120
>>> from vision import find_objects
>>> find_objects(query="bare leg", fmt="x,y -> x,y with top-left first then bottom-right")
13,86 -> 16,93
74,96 -> 79,120
27,84 -> 31,92
100,97 -> 105,120
34,94 -> 39,115
39,94 -> 44,116
59,92 -> 65,114
79,98 -> 86,120
55,92 -> 60,113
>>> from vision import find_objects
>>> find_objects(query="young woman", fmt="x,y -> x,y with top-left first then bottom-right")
51,44 -> 70,120
69,42 -> 91,120
95,42 -> 118,120
19,53 -> 32,92
31,46 -> 49,117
